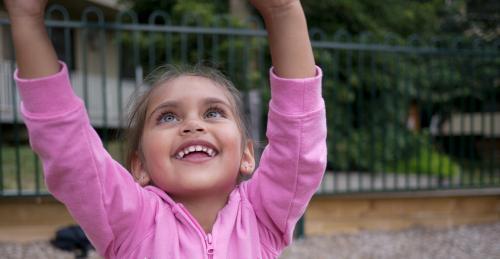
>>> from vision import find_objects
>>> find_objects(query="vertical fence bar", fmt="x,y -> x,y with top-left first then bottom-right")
491,41 -> 499,185
391,49 -> 398,190
181,15 -> 192,64
479,44 -> 486,188
403,34 -> 422,189
0,30 -> 6,195
133,15 -> 141,89
418,51 -> 425,189
437,38 -> 446,189
33,153 -> 40,195
394,50 -> 406,190
369,46 -> 377,192
396,48 -> 403,189
332,35 -> 341,193
228,33 -> 235,82
458,53 -> 466,188
81,17 -> 89,108
166,23 -> 173,64
390,41 -> 401,190
116,25 -> 124,163
211,17 -> 221,65
380,47 -> 388,191
149,11 -> 171,69
9,60 -> 21,195
243,34 -> 250,92
325,47 -> 335,193
64,21 -> 72,72
346,38 -> 353,192
115,13 -> 125,164
148,15 -> 157,72
197,25 -> 204,63
411,37 -> 423,190
356,39 -> 363,192
437,47 -> 444,188
449,47 -> 458,188
0,57 -> 5,195
473,41 -> 481,187
148,26 -> 156,73
439,46 -> 447,188
466,44 -> 475,187
483,44 -> 492,187
99,13 -> 108,147
333,32 -> 353,192
449,40 -> 461,189
386,48 -> 394,190
425,41 -> 435,189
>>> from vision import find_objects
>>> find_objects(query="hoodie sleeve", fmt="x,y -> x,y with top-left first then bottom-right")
244,66 -> 327,250
15,62 -> 154,257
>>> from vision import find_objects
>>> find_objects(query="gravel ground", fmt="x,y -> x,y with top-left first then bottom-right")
1,222 -> 499,259
281,222 -> 500,259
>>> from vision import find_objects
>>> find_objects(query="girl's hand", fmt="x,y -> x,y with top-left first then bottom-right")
4,0 -> 48,21
249,0 -> 300,18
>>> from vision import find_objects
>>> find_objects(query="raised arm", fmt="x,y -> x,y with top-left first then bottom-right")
4,0 -> 60,78
245,0 -> 325,252
6,1 -> 154,256
251,0 -> 315,78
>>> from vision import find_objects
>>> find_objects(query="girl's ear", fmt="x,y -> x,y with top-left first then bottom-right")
240,140 -> 255,176
131,152 -> 151,187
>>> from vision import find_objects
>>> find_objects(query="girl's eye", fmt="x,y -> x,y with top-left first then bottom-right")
158,112 -> 179,124
205,107 -> 225,119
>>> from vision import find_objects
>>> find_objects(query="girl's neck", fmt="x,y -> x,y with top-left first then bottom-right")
174,192 -> 231,233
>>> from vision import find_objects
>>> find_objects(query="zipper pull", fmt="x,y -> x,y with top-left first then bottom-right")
206,233 -> 214,255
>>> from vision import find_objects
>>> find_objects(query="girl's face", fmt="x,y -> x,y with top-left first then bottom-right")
131,75 -> 254,200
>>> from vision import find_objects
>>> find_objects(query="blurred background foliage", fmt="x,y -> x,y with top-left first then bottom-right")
115,0 -> 498,176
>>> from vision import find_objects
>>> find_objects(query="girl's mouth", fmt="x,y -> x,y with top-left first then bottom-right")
175,144 -> 217,160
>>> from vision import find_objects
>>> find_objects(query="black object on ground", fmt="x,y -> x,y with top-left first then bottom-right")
50,225 -> 94,259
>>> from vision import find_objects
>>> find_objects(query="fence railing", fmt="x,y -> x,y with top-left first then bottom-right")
0,5 -> 499,197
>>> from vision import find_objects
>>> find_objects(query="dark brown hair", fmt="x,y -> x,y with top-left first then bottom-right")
125,64 -> 251,170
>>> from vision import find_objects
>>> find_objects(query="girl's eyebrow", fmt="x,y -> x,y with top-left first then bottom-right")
203,97 -> 231,108
148,100 -> 179,121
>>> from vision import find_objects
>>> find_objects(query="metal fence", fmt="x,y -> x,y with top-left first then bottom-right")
0,5 -> 499,197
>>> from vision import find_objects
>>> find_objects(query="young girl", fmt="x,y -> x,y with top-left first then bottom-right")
6,0 -> 326,258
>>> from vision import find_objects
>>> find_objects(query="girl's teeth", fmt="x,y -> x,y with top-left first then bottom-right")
176,145 -> 217,159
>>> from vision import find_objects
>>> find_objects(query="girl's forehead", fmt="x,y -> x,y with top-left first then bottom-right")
148,75 -> 235,108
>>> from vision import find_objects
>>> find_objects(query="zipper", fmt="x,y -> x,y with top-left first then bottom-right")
206,233 -> 214,259
178,204 -> 215,259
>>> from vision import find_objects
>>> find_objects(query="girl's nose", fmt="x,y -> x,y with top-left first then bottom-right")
180,120 -> 206,135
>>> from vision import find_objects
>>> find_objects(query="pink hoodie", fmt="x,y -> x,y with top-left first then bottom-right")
16,63 -> 326,259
